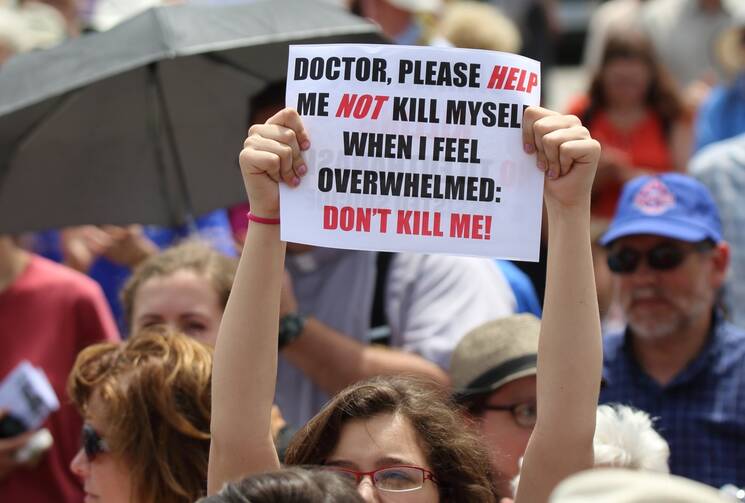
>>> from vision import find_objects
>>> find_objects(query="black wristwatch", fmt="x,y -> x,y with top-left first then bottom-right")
278,313 -> 306,350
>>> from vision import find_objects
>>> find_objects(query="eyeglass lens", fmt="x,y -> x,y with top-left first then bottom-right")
607,244 -> 687,274
513,402 -> 537,427
330,466 -> 427,492
374,467 -> 425,491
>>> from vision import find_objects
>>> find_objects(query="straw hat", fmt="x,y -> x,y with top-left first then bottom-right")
550,469 -> 727,503
450,314 -> 539,400
715,5 -> 745,77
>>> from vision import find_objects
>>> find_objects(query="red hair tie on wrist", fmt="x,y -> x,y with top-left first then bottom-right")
247,212 -> 280,225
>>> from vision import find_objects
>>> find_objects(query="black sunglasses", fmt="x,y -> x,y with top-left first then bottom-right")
81,424 -> 109,461
606,241 -> 713,274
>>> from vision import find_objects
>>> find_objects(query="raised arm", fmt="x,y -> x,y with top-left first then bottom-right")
208,108 -> 310,494
515,108 -> 602,503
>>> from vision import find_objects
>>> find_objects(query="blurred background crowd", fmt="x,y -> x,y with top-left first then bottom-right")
1,0 -> 745,502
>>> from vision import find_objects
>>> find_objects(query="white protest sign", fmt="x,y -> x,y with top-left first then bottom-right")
281,44 -> 543,260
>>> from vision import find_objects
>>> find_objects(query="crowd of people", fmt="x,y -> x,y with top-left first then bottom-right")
1,0 -> 745,502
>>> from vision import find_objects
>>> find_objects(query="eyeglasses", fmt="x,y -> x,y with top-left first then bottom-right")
324,465 -> 437,493
606,241 -> 713,275
81,424 -> 109,461
481,401 -> 537,428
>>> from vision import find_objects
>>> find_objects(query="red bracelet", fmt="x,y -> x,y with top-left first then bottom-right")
247,212 -> 280,225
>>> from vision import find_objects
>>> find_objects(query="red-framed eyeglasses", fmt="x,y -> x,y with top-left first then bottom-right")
324,465 -> 437,493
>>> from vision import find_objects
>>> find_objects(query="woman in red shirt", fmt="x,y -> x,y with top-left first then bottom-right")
569,31 -> 691,217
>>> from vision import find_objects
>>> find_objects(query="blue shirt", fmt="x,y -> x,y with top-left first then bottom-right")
600,315 -> 745,488
495,260 -> 542,317
694,73 -> 745,153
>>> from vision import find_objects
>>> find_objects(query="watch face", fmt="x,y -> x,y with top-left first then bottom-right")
279,314 -> 305,349
282,316 -> 301,333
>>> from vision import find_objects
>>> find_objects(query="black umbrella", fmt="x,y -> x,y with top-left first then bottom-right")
0,0 -> 386,234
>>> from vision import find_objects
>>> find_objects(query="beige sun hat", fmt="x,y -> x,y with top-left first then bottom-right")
715,5 -> 745,77
450,314 -> 540,400
438,1 -> 521,53
550,468 -> 728,503
386,0 -> 442,14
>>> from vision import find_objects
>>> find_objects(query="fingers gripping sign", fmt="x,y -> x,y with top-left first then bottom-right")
240,108 -> 311,219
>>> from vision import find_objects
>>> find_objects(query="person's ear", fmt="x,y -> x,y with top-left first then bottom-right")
709,241 -> 730,289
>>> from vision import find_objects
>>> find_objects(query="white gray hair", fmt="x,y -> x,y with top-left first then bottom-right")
593,404 -> 670,473
511,405 -> 669,496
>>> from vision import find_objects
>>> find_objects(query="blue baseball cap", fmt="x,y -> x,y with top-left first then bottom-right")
600,174 -> 723,246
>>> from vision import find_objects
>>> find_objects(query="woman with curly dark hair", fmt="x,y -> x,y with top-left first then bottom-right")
569,30 -> 691,217
209,105 -> 603,503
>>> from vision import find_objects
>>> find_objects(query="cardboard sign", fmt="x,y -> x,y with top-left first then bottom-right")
281,44 -> 542,260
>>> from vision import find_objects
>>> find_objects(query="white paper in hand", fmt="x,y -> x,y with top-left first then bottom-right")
0,361 -> 60,431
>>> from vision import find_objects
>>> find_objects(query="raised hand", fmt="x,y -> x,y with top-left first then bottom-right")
239,108 -> 311,219
522,107 -> 601,212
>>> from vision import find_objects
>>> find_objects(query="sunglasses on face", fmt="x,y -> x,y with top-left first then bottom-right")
606,241 -> 714,275
324,465 -> 437,493
81,424 -> 109,461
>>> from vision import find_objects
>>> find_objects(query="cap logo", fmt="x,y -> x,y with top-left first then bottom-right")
633,178 -> 676,216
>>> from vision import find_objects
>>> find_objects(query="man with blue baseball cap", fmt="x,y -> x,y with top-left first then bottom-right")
599,173 -> 745,489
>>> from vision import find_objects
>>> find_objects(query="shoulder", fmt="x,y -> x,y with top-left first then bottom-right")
699,85 -> 734,115
712,321 -> 745,377
641,0 -> 682,24
717,320 -> 745,352
391,253 -> 505,284
388,253 -> 514,308
690,134 -> 745,176
25,255 -> 105,298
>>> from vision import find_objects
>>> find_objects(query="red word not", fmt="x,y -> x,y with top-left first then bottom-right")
449,213 -> 492,240
323,205 -> 391,233
336,94 -> 389,120
486,65 -> 538,94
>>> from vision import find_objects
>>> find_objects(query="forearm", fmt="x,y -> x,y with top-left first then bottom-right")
518,203 -> 601,501
208,224 -> 283,493
283,317 -> 449,394
539,202 -> 602,438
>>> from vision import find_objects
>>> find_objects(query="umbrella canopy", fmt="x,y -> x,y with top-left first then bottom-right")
0,0 -> 386,234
